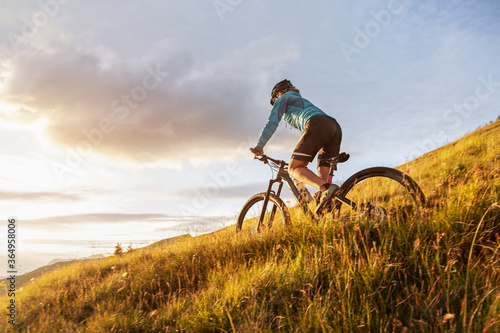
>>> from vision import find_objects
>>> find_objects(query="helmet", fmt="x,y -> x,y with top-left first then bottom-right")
270,79 -> 293,105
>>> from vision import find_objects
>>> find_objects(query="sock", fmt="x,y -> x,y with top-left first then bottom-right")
320,183 -> 330,192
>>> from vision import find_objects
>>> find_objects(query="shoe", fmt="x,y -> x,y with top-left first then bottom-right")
314,184 -> 339,215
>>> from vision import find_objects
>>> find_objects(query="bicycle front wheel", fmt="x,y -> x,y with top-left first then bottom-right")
236,193 -> 291,233
334,167 -> 426,222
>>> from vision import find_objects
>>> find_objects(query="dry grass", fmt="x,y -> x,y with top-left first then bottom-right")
1,120 -> 499,332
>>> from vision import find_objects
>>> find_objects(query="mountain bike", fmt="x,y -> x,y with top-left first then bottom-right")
236,153 -> 426,233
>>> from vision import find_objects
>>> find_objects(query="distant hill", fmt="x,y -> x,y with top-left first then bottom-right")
48,254 -> 107,266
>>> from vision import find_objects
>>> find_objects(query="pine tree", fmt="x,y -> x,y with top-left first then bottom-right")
114,243 -> 124,256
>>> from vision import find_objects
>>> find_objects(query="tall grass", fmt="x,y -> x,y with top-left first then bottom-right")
1,120 -> 499,332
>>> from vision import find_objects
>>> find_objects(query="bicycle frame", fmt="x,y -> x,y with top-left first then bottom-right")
325,155 -> 357,211
254,155 -> 358,230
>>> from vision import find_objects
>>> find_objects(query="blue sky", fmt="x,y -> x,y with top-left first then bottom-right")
1,0 -> 499,273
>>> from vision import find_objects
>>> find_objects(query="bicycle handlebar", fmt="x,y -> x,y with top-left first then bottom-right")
255,154 -> 288,166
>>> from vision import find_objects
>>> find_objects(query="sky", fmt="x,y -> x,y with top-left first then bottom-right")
1,0 -> 499,274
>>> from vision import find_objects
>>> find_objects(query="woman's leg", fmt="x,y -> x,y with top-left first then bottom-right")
317,166 -> 330,182
289,158 -> 328,190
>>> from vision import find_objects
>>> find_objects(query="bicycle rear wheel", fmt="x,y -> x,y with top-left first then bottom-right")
334,167 -> 426,222
236,193 -> 291,233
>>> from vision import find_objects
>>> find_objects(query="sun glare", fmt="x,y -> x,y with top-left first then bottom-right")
0,101 -> 18,114
0,102 -> 40,129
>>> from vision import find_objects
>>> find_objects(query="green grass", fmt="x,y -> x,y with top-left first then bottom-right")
1,120 -> 499,332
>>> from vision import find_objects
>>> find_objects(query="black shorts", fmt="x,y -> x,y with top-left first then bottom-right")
292,115 -> 342,168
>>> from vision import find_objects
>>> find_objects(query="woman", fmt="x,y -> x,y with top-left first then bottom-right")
250,79 -> 343,212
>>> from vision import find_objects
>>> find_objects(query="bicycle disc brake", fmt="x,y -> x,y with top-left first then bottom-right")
361,202 -> 387,221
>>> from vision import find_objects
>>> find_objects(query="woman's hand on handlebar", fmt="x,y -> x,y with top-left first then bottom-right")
250,146 -> 264,158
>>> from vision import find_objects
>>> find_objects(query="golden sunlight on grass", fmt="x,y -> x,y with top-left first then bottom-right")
1,120 -> 499,332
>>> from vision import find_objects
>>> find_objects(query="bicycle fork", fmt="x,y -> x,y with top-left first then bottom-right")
257,177 -> 284,232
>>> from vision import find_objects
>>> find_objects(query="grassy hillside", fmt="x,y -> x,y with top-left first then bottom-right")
0,235 -> 192,298
0,258 -> 101,297
1,120 -> 499,332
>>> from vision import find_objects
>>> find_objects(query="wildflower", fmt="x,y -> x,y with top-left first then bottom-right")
436,232 -> 444,244
442,313 -> 455,324
413,238 -> 421,252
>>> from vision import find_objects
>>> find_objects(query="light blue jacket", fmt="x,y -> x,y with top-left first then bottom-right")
257,91 -> 328,147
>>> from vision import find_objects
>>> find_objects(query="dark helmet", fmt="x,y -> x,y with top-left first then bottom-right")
270,79 -> 293,105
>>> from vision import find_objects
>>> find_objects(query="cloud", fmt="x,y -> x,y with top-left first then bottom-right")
0,190 -> 83,202
2,0 -> 498,170
0,3 -> 300,165
20,213 -> 234,238
21,213 -> 178,229
153,215 -> 235,235
176,181 -> 271,200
